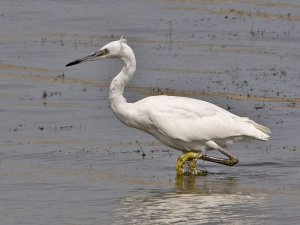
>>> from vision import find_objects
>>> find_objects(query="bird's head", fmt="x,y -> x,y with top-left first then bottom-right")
65,37 -> 127,67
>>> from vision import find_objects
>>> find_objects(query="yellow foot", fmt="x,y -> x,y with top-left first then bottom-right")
176,152 -> 205,176
189,159 -> 208,176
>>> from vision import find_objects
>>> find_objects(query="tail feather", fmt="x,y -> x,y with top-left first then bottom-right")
249,120 -> 271,141
250,121 -> 271,134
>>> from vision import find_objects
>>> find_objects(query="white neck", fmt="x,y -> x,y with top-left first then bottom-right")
109,44 -> 136,124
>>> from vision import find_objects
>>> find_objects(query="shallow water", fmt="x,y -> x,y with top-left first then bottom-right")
0,0 -> 299,224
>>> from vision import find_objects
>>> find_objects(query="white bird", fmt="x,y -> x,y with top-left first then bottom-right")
66,37 -> 271,175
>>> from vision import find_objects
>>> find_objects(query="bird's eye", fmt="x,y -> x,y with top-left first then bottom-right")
104,48 -> 109,54
96,48 -> 109,57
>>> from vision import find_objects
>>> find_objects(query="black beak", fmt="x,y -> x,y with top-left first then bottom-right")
65,49 -> 108,67
65,52 -> 97,67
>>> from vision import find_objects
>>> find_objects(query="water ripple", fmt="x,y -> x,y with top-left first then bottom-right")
114,192 -> 267,225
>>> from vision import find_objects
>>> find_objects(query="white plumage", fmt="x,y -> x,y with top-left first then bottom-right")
66,38 -> 271,175
127,95 -> 269,151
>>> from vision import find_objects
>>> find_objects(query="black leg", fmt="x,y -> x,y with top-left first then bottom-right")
201,148 -> 239,166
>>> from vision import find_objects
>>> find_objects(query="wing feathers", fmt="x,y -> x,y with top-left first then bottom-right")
134,95 -> 270,143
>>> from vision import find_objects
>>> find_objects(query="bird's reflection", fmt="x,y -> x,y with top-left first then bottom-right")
175,174 -> 239,194
114,175 -> 267,225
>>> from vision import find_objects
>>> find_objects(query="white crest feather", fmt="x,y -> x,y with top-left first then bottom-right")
119,35 -> 127,45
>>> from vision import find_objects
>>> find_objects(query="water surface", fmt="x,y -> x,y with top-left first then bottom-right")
0,0 -> 299,224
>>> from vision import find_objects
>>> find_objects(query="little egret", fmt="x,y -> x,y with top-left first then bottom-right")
66,37 -> 271,175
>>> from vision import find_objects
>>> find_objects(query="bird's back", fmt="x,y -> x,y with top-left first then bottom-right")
127,95 -> 270,151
